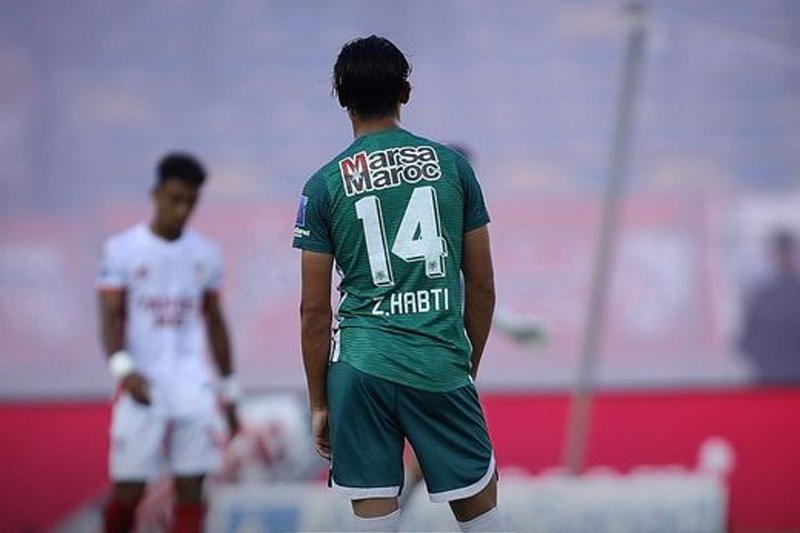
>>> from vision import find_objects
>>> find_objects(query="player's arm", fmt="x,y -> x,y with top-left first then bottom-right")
99,288 -> 125,357
203,290 -> 240,435
300,249 -> 334,459
462,225 -> 496,380
98,289 -> 151,405
739,289 -> 764,358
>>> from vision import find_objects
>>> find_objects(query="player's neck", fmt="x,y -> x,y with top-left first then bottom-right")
149,220 -> 183,242
350,113 -> 401,139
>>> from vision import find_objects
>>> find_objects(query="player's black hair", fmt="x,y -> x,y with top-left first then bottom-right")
156,152 -> 206,188
772,228 -> 797,252
333,35 -> 411,119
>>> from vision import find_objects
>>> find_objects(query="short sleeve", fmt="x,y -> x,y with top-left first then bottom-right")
206,244 -> 223,291
456,154 -> 491,232
95,240 -> 127,290
292,173 -> 334,253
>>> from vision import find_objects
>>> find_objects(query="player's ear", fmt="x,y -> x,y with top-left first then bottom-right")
399,81 -> 411,104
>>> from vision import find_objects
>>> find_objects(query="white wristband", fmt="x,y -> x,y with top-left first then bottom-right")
108,350 -> 136,380
219,375 -> 242,403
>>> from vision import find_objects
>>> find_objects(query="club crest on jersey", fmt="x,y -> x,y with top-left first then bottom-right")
339,145 -> 441,197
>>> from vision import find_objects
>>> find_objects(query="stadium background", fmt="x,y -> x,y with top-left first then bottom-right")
0,0 -> 798,531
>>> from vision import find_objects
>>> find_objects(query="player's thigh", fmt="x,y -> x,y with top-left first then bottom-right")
397,382 -> 495,503
111,481 -> 147,505
327,362 -> 405,497
110,395 -> 167,481
168,413 -> 223,477
173,474 -> 205,504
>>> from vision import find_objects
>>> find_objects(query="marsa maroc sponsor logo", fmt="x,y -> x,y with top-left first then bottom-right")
339,145 -> 441,197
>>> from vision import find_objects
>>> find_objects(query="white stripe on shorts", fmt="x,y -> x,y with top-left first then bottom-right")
428,453 -> 496,503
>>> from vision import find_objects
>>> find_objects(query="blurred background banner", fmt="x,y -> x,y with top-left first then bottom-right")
2,0 -> 798,398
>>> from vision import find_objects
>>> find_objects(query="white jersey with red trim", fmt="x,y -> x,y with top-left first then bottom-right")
97,223 -> 222,416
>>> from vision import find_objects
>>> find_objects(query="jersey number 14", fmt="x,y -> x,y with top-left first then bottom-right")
355,186 -> 447,287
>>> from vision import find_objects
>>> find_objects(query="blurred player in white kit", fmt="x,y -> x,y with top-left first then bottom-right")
96,152 -> 240,533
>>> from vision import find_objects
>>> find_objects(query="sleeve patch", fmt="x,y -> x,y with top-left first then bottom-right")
295,195 -> 309,227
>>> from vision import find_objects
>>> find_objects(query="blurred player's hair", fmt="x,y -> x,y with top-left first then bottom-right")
447,143 -> 474,164
157,152 -> 206,188
772,228 -> 796,252
333,35 -> 411,120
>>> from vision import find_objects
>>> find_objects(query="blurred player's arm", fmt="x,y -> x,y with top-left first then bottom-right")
300,250 -> 334,460
98,289 -> 151,405
493,308 -> 549,347
462,225 -> 496,380
204,290 -> 240,435
738,289 -> 759,357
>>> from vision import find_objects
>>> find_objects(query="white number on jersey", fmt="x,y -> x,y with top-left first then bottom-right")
355,186 -> 447,287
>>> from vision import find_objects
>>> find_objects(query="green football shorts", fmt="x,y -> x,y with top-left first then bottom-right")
326,361 -> 495,502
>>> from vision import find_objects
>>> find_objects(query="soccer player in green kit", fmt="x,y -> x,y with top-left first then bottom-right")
293,36 -> 505,532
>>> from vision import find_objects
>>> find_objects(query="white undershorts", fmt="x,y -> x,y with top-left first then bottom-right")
109,393 -> 223,481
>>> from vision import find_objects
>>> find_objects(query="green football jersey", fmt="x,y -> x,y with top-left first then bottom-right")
293,128 -> 490,391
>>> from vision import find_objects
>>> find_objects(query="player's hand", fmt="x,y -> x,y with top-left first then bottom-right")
224,403 -> 241,437
311,407 -> 331,460
121,372 -> 151,405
